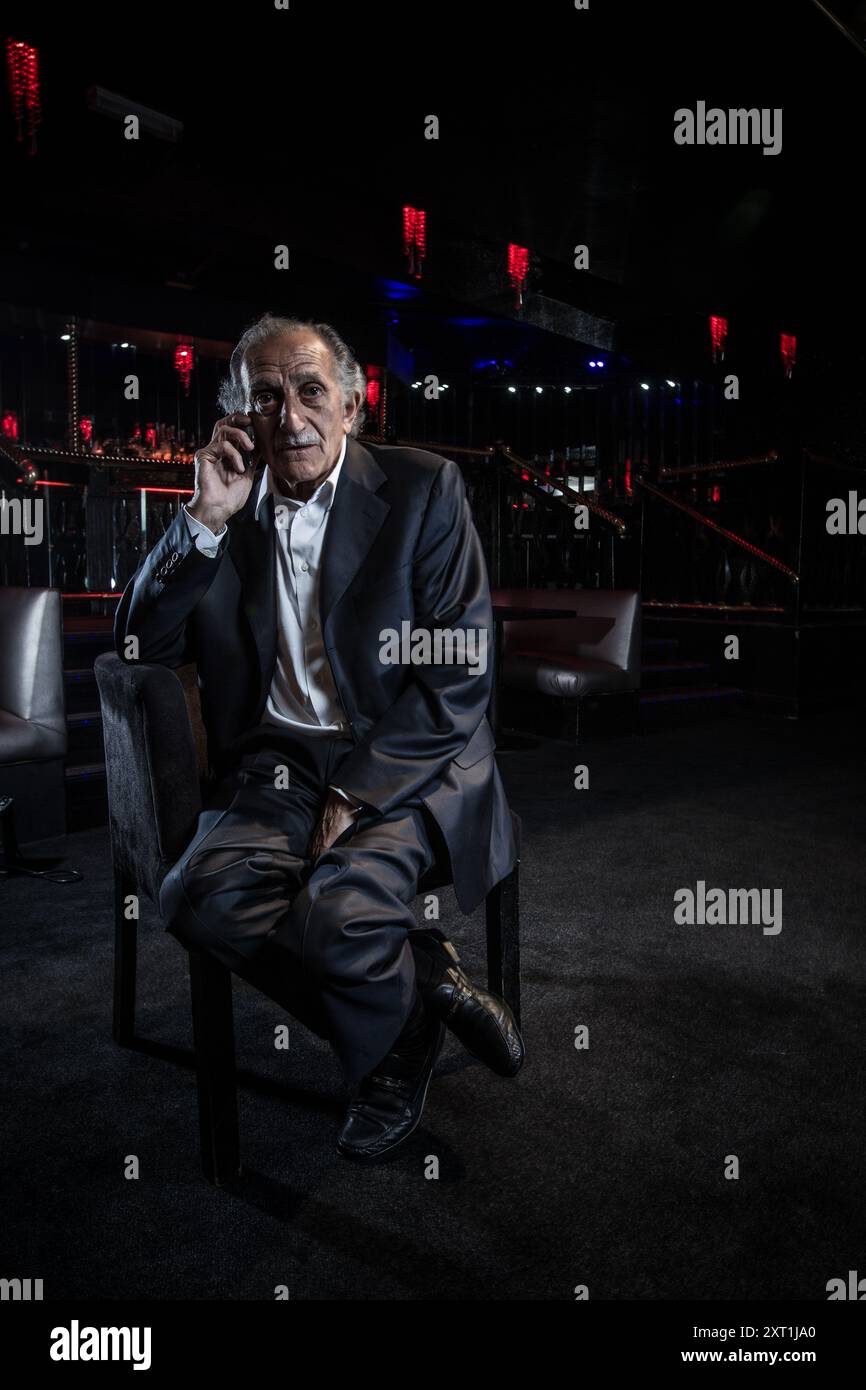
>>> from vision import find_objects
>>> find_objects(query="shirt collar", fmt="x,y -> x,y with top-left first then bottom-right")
254,433 -> 348,521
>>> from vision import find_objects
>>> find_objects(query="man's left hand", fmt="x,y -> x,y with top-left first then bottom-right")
309,789 -> 361,860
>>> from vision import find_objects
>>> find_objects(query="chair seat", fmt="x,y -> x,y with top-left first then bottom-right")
503,652 -> 633,698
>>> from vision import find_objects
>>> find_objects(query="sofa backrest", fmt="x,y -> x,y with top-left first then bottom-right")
0,586 -> 67,755
492,587 -> 642,678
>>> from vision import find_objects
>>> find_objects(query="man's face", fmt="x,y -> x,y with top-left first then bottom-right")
242,330 -> 360,495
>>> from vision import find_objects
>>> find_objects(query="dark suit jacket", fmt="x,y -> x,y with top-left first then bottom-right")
114,436 -> 518,913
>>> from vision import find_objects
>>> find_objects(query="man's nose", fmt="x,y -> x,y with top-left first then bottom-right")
279,395 -> 307,432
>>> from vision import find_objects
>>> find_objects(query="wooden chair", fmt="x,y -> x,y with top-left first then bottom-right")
94,653 -> 521,1184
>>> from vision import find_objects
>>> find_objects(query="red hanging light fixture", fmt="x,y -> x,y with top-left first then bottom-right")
709,315 -> 728,363
6,39 -> 41,154
1,409 -> 19,441
402,206 -> 426,280
365,364 -> 383,433
780,332 -> 797,379
174,344 -> 194,397
508,243 -> 530,312
79,417 -> 93,447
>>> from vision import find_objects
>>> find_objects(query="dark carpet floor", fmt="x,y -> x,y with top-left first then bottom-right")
2,709 -> 865,1301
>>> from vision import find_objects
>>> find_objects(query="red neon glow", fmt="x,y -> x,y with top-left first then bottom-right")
402,206 -> 426,279
6,39 -> 41,154
780,332 -> 797,379
145,425 -> 158,450
712,484 -> 721,503
79,417 -> 93,445
30,479 -> 74,488
507,244 -> 530,310
625,457 -> 633,496
366,379 -> 380,409
709,315 -> 728,363
138,487 -> 194,495
174,344 -> 194,396
1,410 -> 18,441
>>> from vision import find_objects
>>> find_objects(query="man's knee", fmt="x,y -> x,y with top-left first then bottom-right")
158,856 -> 213,951
159,857 -> 187,929
295,878 -> 409,986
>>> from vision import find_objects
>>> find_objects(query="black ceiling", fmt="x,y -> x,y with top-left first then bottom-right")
3,1 -> 865,372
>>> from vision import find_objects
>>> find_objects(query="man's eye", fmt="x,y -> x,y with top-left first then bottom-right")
303,384 -> 323,397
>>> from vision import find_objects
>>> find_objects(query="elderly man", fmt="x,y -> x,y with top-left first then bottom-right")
115,313 -> 523,1163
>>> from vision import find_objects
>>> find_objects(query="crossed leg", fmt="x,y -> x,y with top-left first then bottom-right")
159,742 -> 441,1086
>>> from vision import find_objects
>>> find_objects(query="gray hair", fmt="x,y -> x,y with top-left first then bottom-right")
218,312 -> 367,435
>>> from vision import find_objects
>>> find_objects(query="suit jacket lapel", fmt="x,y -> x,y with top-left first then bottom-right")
319,435 -> 390,632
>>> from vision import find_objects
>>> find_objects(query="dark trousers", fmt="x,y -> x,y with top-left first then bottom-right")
159,728 -> 442,1086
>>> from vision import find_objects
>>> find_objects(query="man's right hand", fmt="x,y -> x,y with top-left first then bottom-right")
186,412 -> 258,534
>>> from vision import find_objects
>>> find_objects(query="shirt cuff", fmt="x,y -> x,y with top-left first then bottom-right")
329,784 -> 365,813
183,504 -> 228,556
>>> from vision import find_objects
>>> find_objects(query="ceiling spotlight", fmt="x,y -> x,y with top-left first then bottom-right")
588,360 -> 596,368
535,386 -> 543,394
60,333 -> 71,341
640,382 -> 650,390
596,360 -> 605,368
666,379 -> 676,387
411,382 -> 421,389
508,386 -> 517,394
440,383 -> 449,390
120,342 -> 130,349
564,386 -> 572,394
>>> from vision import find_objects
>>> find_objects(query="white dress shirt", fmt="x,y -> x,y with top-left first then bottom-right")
182,435 -> 363,811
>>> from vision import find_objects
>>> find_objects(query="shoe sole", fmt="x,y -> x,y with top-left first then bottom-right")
336,1021 -> 446,1164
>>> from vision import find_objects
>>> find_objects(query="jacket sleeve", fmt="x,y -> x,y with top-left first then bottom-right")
113,507 -> 228,666
333,458 -> 493,815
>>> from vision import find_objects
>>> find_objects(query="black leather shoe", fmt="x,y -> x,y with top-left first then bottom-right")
337,1010 -> 446,1164
410,932 -> 525,1078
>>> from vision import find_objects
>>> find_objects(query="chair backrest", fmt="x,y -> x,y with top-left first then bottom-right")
0,586 -> 67,759
174,663 -> 210,784
493,587 -> 642,683
94,653 -> 206,903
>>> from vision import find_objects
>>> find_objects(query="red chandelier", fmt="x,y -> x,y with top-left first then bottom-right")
174,344 -> 194,397
6,39 -> 41,154
402,206 -> 426,280
508,244 -> 530,311
365,364 -> 383,433
780,332 -> 797,379
709,315 -> 728,363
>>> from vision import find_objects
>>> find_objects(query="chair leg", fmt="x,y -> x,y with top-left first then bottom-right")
485,861 -> 521,1031
188,949 -> 241,1186
112,869 -> 137,1047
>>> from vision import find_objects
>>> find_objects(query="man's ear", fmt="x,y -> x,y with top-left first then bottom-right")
345,387 -> 363,432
